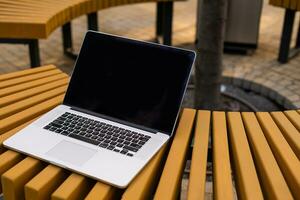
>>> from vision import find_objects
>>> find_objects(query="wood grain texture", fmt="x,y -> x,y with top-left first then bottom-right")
227,112 -> 263,200
271,111 -> 300,160
187,110 -> 210,200
242,112 -> 293,200
256,112 -> 300,199
154,109 -> 196,200
212,112 -> 234,200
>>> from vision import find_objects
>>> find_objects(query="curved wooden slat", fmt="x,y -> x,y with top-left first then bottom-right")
153,108 -> 196,200
0,85 -> 67,119
0,95 -> 64,135
51,173 -> 94,200
256,112 -> 300,199
271,111 -> 300,160
242,112 -> 293,200
187,110 -> 210,200
284,110 -> 300,131
0,150 -> 24,193
122,144 -> 168,200
0,69 -> 62,89
0,65 -> 56,82
25,165 -> 68,200
0,73 -> 68,98
84,182 -> 117,200
212,112 -> 234,200
227,112 -> 263,200
1,157 -> 45,200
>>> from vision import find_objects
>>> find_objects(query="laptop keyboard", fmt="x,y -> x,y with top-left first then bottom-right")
43,112 -> 151,157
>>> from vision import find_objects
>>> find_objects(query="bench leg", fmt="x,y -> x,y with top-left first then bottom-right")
155,1 -> 173,45
295,19 -> 300,48
87,12 -> 98,31
28,40 -> 40,68
156,2 -> 164,41
162,1 -> 173,45
278,9 -> 295,63
62,22 -> 77,60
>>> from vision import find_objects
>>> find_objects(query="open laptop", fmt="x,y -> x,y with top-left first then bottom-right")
4,31 -> 196,188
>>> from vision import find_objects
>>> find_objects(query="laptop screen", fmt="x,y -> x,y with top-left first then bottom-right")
64,31 -> 195,135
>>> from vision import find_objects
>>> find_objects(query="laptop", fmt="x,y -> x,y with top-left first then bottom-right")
4,31 -> 196,188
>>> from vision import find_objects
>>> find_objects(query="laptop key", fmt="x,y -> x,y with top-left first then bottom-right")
61,131 -> 69,136
69,134 -> 100,146
127,153 -> 133,157
44,125 -> 51,130
120,150 -> 128,154
116,143 -> 124,148
123,145 -> 138,152
99,144 -> 108,148
114,149 -> 120,153
107,146 -> 115,150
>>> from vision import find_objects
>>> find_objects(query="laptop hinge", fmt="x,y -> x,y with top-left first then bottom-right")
69,106 -> 159,134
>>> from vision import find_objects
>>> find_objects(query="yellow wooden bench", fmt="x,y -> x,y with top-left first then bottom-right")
0,66 -> 300,200
269,0 -> 300,63
0,0 -> 182,67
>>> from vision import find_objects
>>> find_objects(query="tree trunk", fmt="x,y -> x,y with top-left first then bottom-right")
194,0 -> 228,110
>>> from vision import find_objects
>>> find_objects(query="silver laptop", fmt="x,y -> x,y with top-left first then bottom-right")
4,31 -> 195,188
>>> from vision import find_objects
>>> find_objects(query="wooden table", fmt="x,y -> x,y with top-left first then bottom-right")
0,65 -> 300,200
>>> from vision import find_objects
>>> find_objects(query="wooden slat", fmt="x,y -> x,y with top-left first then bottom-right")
25,165 -> 68,200
283,0 -> 290,7
0,150 -> 24,193
0,65 -> 56,82
0,73 -> 68,98
84,182 -> 116,200
0,94 -> 64,135
284,110 -> 300,131
242,112 -> 293,200
0,69 -> 62,89
271,111 -> 300,160
1,157 -> 45,200
122,144 -> 168,200
0,77 -> 68,107
51,173 -> 94,200
187,110 -> 210,200
212,112 -> 234,200
290,0 -> 298,9
256,112 -> 300,199
153,109 -> 196,200
269,0 -> 283,6
227,112 -> 263,200
0,85 -> 67,119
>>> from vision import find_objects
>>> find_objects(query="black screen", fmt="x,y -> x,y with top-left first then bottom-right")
64,32 -> 195,134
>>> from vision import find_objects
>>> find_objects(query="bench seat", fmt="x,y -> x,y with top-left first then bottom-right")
0,66 -> 300,200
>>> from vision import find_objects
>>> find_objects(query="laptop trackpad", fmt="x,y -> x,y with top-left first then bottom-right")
46,140 -> 97,166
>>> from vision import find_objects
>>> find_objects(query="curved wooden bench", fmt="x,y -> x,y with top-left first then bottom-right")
0,66 -> 300,199
269,0 -> 300,63
0,0 -> 183,67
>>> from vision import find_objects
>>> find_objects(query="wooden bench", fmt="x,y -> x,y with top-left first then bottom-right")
0,0 -> 182,67
269,0 -> 300,63
0,66 -> 300,200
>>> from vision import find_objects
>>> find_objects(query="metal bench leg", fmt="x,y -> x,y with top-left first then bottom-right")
295,19 -> 300,48
278,9 -> 295,63
87,12 -> 98,31
156,2 -> 164,42
162,1 -> 173,46
28,40 -> 40,68
62,22 -> 77,60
